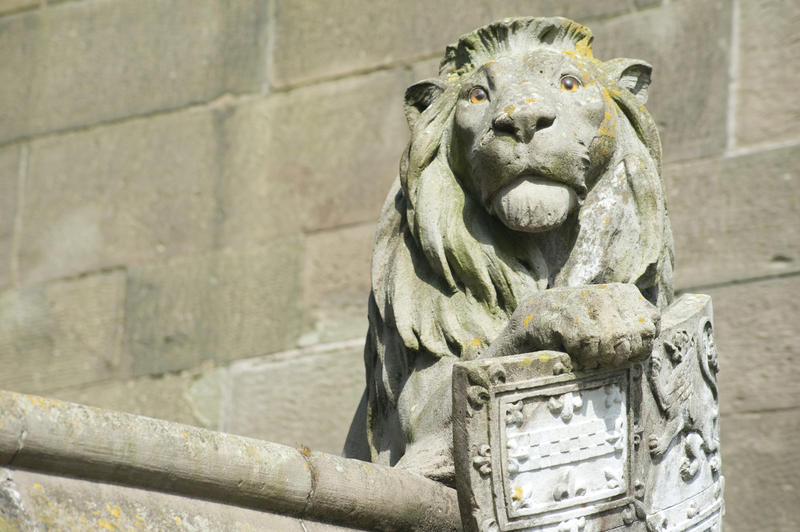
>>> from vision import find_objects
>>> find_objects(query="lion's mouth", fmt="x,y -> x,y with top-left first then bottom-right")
488,175 -> 578,234
487,167 -> 587,203
485,170 -> 548,204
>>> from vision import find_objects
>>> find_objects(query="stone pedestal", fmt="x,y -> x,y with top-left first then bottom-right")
453,294 -> 724,532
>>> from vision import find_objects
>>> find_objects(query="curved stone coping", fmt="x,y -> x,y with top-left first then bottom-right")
0,391 -> 461,531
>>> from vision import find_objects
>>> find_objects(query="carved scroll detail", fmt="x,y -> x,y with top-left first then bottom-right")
473,444 -> 492,477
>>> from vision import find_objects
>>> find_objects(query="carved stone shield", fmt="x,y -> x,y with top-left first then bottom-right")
452,294 -> 724,532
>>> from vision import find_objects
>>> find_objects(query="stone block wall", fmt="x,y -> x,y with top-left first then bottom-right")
0,1 -> 797,530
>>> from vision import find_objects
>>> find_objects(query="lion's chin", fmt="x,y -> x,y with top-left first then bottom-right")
490,177 -> 578,233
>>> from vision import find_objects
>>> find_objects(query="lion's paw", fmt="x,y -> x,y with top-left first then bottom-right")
486,283 -> 659,368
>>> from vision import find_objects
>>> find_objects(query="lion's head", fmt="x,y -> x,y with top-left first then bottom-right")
348,17 -> 674,478
375,17 -> 672,361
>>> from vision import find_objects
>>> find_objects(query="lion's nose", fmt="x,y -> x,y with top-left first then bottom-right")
492,105 -> 555,143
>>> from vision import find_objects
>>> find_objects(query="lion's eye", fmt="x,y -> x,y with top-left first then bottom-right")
469,87 -> 488,104
561,76 -> 581,91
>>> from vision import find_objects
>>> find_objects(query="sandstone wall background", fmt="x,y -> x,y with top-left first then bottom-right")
0,1 -> 797,530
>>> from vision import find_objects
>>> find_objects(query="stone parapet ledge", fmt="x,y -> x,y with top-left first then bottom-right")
0,391 -> 460,531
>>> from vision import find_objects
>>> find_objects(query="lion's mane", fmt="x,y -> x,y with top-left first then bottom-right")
346,17 -> 674,479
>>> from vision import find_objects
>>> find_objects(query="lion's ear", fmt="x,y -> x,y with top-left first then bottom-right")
603,58 -> 652,105
404,79 -> 448,128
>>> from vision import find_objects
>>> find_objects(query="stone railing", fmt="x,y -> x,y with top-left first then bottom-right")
0,391 -> 460,531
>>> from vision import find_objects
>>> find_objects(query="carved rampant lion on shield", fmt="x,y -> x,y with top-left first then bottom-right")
345,17 -> 674,485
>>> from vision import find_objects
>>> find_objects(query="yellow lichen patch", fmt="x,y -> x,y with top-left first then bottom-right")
524,97 -> 536,103
573,317 -> 579,322
33,483 -> 42,490
363,465 -> 372,472
539,354 -> 550,362
300,445 -> 311,457
600,88 -> 617,107
577,66 -> 595,86
596,108 -> 618,139
561,35 -> 598,65
523,314 -> 533,327
27,395 -> 62,410
181,431 -> 188,437
97,519 -> 115,531
472,337 -> 483,347
638,317 -> 646,323
598,284 -> 608,289
512,487 -> 523,501
504,104 -> 516,114
520,357 -> 533,366
175,517 -> 182,525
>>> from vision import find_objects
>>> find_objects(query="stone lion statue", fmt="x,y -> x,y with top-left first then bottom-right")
344,17 -> 673,486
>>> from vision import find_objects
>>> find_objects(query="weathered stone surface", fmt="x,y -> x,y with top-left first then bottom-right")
0,11 -> 36,143
7,468 -> 344,532
226,341 -> 365,455
0,269 -> 126,394
220,68 -> 407,243
721,409 -> 800,532
666,145 -> 800,289
126,239 -> 303,377
736,0 -> 800,146
52,364 -> 226,431
20,109 -> 219,285
0,391 -> 461,531
590,0 -> 731,162
0,392 -> 313,517
0,0 -> 268,143
0,0 -> 36,16
299,223 -> 372,347
633,0 -> 662,8
705,275 -> 800,414
185,365 -> 227,429
272,1 -> 636,86
0,144 -> 18,290
19,70 -> 401,285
